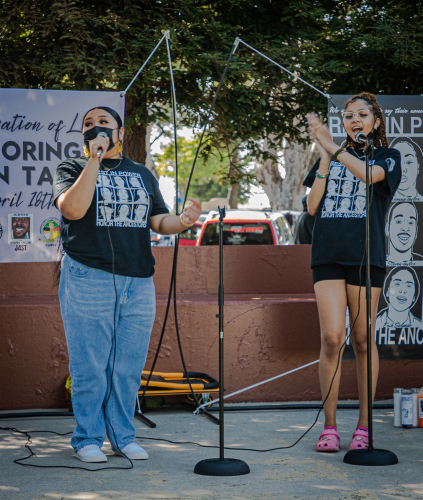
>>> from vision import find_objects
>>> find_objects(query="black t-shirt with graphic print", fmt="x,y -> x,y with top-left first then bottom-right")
53,157 -> 169,278
303,147 -> 401,270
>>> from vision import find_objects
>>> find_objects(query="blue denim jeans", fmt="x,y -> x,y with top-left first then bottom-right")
59,253 -> 156,452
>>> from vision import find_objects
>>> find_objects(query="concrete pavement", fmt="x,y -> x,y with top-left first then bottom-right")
0,403 -> 422,500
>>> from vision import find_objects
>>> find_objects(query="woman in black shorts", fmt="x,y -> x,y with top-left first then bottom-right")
303,93 -> 401,452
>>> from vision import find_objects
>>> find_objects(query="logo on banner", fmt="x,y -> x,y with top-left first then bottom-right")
8,214 -> 33,244
39,218 -> 61,244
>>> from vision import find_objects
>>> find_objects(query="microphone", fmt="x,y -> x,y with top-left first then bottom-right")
355,132 -> 369,144
97,132 -> 108,158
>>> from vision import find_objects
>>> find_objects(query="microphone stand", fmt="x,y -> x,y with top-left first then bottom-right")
343,141 -> 398,467
194,206 -> 250,476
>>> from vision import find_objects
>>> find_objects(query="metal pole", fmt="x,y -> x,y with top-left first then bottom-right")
218,206 -> 225,460
365,145 -> 373,451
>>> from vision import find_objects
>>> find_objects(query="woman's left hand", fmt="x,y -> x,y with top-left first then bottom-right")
181,197 -> 201,225
306,113 -> 338,155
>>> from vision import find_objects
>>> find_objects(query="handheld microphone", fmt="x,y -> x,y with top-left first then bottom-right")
97,132 -> 108,158
355,132 -> 369,144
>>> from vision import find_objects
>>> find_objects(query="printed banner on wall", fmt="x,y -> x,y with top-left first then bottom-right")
0,89 -> 125,263
329,95 -> 423,360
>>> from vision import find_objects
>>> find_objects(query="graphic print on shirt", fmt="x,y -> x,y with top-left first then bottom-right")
95,171 -> 150,228
321,158 -> 371,219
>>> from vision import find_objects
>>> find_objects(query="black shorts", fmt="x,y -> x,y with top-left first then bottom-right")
312,263 -> 386,288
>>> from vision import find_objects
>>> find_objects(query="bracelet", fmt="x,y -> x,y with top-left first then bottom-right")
315,170 -> 329,179
333,147 -> 348,159
180,213 -> 194,228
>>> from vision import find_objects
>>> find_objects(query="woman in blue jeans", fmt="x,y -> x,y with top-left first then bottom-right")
53,106 -> 201,463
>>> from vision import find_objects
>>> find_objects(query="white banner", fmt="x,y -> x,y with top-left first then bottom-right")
0,89 -> 125,263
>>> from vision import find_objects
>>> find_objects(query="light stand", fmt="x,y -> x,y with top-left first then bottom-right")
194,207 -> 250,476
343,142 -> 398,467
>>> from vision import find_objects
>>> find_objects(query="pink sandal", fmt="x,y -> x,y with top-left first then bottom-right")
316,427 -> 340,452
349,429 -> 374,451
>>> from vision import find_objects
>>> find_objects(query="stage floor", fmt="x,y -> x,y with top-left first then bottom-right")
0,402 -> 421,500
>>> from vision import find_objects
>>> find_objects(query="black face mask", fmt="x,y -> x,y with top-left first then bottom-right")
347,130 -> 375,149
83,126 -> 118,152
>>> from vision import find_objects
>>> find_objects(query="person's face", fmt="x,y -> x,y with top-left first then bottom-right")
330,166 -> 342,179
82,108 -> 124,157
101,187 -> 112,200
325,198 -> 335,211
357,182 -> 366,195
12,217 -> 30,238
130,177 -> 141,187
342,99 -> 380,140
98,174 -> 111,186
328,180 -> 337,193
135,205 -> 147,218
119,204 -> 129,217
340,198 -> 350,210
100,206 -> 113,220
394,142 -> 419,190
388,203 -> 417,252
387,269 -> 416,312
355,196 -> 366,211
118,189 -> 128,201
115,177 -> 125,187
342,180 -> 353,195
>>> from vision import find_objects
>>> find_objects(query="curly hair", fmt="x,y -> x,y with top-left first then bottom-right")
344,92 -> 389,149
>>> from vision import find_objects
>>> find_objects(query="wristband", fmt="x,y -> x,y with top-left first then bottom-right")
333,147 -> 348,159
180,213 -> 194,228
315,171 -> 329,179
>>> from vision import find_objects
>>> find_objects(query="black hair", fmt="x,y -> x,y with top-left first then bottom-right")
82,106 -> 123,130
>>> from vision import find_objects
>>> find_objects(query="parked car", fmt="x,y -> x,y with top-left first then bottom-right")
150,230 -> 175,247
196,210 -> 294,246
179,221 -> 203,246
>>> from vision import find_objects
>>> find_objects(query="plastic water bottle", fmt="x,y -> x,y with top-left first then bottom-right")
412,389 -> 419,427
393,388 -> 403,427
402,390 -> 413,429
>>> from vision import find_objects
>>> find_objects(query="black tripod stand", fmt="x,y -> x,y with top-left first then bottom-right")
343,142 -> 398,467
194,206 -> 250,476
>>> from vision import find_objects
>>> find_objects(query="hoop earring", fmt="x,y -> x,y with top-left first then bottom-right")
117,140 -> 123,155
83,145 -> 90,158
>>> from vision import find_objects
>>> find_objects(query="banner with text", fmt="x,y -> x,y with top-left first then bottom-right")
329,95 -> 423,360
0,89 -> 124,263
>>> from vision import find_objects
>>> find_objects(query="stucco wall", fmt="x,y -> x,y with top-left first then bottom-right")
1,246 -> 422,410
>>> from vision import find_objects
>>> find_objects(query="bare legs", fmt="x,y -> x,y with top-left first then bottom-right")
314,279 -> 381,429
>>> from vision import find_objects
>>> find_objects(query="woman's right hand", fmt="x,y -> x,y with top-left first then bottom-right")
89,135 -> 109,159
308,125 -> 332,162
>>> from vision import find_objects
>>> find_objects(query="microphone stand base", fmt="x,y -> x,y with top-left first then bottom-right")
194,458 -> 250,476
344,448 -> 398,467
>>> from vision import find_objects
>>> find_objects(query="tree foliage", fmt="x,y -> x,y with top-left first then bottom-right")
2,0 -> 423,207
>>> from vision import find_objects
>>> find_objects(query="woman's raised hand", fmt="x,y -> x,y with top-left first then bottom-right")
306,113 -> 336,159
181,197 -> 201,225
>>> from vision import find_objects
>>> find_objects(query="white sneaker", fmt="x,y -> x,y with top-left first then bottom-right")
114,443 -> 149,460
75,444 -> 107,463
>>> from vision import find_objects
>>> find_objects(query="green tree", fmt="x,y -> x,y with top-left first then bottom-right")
154,136 -> 251,205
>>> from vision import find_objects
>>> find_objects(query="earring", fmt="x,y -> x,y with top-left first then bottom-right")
117,140 -> 123,155
83,145 -> 90,158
